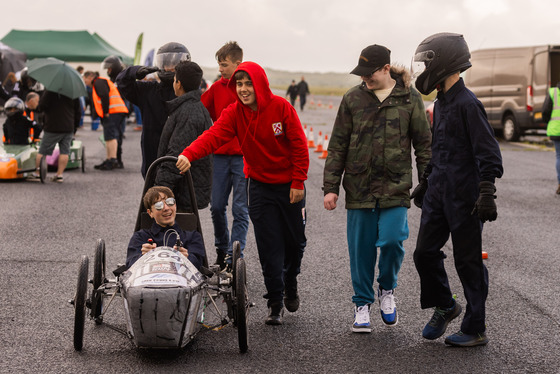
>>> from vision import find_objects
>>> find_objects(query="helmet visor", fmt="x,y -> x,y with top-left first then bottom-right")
411,50 -> 436,79
155,52 -> 191,71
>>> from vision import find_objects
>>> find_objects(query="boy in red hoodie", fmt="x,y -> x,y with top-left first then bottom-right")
201,42 -> 249,270
177,61 -> 309,325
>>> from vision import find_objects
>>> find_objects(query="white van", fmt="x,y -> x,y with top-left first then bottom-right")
464,45 -> 560,141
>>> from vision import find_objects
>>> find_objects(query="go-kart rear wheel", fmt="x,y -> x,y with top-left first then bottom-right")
39,156 -> 47,184
92,239 -> 106,324
73,255 -> 89,351
80,145 -> 86,173
234,257 -> 249,353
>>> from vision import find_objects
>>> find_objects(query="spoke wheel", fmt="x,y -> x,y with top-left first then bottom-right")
232,241 -> 241,291
234,257 -> 249,353
73,255 -> 89,351
92,239 -> 106,324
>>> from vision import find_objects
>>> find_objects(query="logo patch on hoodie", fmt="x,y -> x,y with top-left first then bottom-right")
272,122 -> 283,136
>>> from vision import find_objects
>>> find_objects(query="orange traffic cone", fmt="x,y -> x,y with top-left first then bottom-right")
319,134 -> 329,159
308,127 -> 316,148
482,251 -> 488,259
314,131 -> 324,153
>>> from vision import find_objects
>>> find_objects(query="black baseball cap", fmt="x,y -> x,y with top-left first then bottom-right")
350,45 -> 391,76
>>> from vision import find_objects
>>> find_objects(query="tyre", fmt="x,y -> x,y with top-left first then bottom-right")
502,114 -> 521,142
93,239 -> 106,289
232,241 -> 241,286
92,239 -> 106,324
39,156 -> 47,184
81,145 -> 86,173
234,257 -> 249,353
73,255 -> 89,351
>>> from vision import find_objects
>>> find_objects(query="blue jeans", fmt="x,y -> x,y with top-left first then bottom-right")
553,140 -> 560,184
210,155 -> 249,260
347,207 -> 408,307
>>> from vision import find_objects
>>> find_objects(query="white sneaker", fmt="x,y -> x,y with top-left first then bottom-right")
352,304 -> 372,333
378,288 -> 398,326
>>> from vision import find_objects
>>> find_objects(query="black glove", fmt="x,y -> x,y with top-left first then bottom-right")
135,66 -> 159,80
410,165 -> 431,208
410,179 -> 428,208
471,181 -> 497,222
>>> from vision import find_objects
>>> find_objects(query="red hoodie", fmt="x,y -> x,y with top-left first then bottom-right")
201,77 -> 242,155
181,62 -> 309,189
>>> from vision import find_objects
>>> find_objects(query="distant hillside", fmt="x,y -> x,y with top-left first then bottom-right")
201,66 -> 361,96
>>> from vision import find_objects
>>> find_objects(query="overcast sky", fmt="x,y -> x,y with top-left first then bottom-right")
2,0 -> 560,73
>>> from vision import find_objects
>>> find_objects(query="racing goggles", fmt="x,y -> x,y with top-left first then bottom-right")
153,197 -> 176,210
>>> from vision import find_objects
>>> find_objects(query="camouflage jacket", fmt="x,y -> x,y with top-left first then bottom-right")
323,66 -> 432,209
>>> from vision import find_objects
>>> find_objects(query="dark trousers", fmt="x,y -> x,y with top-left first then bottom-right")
413,193 -> 488,334
248,179 -> 306,306
299,94 -> 306,110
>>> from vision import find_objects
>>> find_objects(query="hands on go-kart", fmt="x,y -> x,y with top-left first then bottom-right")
141,240 -> 189,258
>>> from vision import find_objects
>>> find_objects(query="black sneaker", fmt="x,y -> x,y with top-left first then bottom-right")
265,301 -> 284,325
94,159 -> 110,170
215,250 -> 226,270
284,295 -> 300,313
114,160 -> 124,169
98,159 -> 119,171
284,280 -> 299,312
445,331 -> 489,347
422,300 -> 462,340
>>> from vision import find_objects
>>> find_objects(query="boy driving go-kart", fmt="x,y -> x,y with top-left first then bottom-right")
71,157 -> 250,353
126,186 -> 205,269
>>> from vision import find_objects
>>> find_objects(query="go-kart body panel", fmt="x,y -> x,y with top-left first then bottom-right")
121,247 -> 205,348
0,144 -> 38,179
46,139 -> 83,170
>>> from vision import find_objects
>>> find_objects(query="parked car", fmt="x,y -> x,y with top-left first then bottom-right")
463,45 -> 560,141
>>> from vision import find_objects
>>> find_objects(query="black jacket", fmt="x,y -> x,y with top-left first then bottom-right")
38,91 -> 81,133
2,113 -> 41,145
155,89 -> 213,211
116,66 -> 176,177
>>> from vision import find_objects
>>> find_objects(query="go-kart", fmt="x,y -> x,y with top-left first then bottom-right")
0,142 -> 47,183
71,156 -> 250,353
46,139 -> 85,172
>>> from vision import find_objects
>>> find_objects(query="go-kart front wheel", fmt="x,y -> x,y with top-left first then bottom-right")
39,156 -> 47,184
232,241 -> 241,289
92,239 -> 106,324
73,255 -> 89,351
234,257 -> 249,353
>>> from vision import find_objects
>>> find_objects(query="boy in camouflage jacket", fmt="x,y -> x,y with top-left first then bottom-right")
323,45 -> 431,333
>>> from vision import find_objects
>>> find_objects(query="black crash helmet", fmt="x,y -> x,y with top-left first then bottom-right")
413,32 -> 472,95
4,97 -> 25,117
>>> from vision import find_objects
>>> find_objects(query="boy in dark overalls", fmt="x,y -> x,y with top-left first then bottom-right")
411,33 -> 504,347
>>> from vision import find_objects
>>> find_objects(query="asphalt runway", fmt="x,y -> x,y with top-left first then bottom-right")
1,102 -> 559,373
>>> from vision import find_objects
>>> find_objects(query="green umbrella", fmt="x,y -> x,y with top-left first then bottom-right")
26,57 -> 87,99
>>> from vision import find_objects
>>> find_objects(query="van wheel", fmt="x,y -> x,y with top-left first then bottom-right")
502,115 -> 520,142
